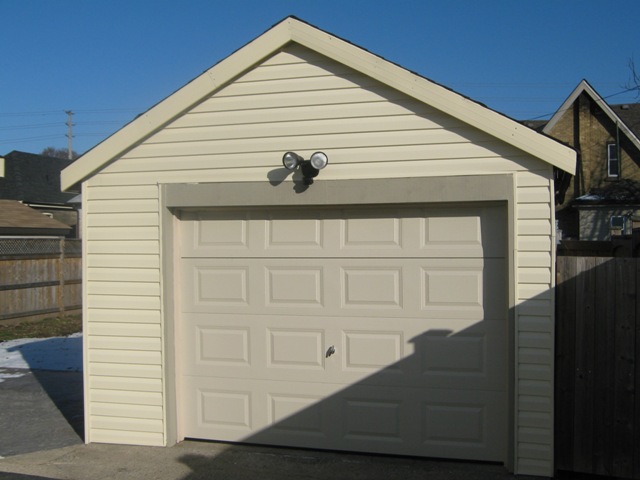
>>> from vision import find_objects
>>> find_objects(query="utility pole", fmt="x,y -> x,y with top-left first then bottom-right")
65,110 -> 74,160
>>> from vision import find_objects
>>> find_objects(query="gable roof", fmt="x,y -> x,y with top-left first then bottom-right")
1,151 -> 76,204
543,79 -> 640,154
62,16 -> 576,190
613,102 -> 640,138
575,178 -> 640,205
0,200 -> 71,235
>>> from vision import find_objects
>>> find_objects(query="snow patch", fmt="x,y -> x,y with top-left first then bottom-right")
0,333 -> 82,371
0,371 -> 26,383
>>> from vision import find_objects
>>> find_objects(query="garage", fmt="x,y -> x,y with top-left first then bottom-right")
177,204 -> 507,461
61,17 -> 575,477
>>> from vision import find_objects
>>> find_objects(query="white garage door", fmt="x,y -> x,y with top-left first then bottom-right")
177,204 -> 507,461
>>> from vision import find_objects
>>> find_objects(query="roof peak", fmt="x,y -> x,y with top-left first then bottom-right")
543,79 -> 640,150
62,16 -> 575,189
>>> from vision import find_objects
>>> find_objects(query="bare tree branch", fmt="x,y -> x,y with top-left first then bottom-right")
626,57 -> 640,98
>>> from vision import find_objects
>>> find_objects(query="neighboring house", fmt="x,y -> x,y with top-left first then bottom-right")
538,80 -> 640,241
0,151 -> 79,237
61,17 -> 575,477
0,199 -> 71,236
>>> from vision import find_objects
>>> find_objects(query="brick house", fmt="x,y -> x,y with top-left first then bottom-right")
535,80 -> 640,241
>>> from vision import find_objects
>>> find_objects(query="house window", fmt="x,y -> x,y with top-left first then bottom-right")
610,215 -> 625,232
607,143 -> 619,178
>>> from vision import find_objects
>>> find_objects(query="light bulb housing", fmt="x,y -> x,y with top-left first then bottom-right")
309,151 -> 328,170
282,151 -> 303,170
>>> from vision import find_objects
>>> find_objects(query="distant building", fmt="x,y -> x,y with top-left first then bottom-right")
0,199 -> 71,236
524,80 -> 640,242
0,151 -> 79,237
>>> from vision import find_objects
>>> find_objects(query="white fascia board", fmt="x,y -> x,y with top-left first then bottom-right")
61,20 -> 293,191
289,19 -> 575,174
542,80 -> 589,134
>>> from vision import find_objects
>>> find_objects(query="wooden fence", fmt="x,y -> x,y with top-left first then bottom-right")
556,256 -> 639,479
0,237 -> 81,323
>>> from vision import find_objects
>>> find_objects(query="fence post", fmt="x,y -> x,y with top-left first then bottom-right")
58,236 -> 65,317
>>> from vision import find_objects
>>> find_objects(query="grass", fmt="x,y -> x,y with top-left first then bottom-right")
0,314 -> 82,342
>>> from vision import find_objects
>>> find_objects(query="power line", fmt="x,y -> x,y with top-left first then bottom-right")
527,86 -> 639,120
0,107 -> 142,117
0,134 -> 63,145
0,110 -> 62,117
0,122 -> 62,131
0,110 -> 132,148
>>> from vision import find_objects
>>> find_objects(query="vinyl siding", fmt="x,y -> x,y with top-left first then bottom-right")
515,170 -> 555,476
82,44 -> 557,474
83,182 -> 164,446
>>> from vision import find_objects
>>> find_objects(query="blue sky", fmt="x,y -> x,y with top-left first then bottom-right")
1,0 -> 639,156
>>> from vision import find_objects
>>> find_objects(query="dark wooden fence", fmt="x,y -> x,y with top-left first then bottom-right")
556,256 -> 639,478
0,237 -> 81,323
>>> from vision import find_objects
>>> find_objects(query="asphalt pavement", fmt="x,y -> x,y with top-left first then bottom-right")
0,364 -> 522,480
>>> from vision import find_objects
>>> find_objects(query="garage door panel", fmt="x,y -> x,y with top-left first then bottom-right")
182,258 -> 504,321
183,314 -> 329,383
178,204 -> 507,462
420,259 -> 506,320
342,266 -> 403,309
337,386 -> 505,461
266,266 -> 324,307
266,216 -> 324,249
182,375 -> 504,461
342,331 -> 403,371
195,325 -> 251,367
192,265 -> 250,307
182,313 -> 503,391
180,206 -> 504,259
183,313 -> 417,385
268,328 -> 326,369
420,389 -> 506,461
342,215 -> 403,249
417,320 -> 507,391
182,376 -> 338,445
420,205 -> 505,258
182,210 -> 250,252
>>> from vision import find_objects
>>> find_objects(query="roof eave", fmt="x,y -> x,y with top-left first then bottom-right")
62,16 -> 576,190
289,20 -> 576,174
62,18 -> 295,191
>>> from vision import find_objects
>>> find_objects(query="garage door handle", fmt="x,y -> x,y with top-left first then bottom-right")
325,345 -> 336,358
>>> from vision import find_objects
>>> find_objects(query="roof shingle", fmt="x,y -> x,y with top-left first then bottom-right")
0,200 -> 71,234
0,151 -> 76,205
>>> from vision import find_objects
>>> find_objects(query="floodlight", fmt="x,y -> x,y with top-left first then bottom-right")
310,151 -> 328,170
282,151 -> 303,170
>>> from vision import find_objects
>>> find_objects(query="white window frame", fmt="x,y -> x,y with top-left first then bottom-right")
607,143 -> 619,178
610,215 -> 626,232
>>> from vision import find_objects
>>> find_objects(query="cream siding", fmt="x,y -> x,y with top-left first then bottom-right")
514,171 -> 556,476
83,181 -> 164,446
79,44 -> 562,476
89,429 -> 163,447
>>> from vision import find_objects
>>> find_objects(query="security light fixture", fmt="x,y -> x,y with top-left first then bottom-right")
282,151 -> 303,171
309,151 -> 328,170
282,151 -> 328,185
